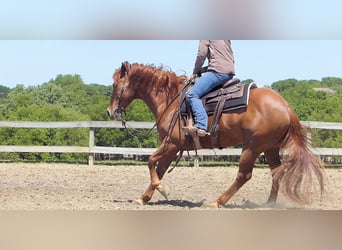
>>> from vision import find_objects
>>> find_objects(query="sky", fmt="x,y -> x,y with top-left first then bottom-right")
0,0 -> 342,88
1,0 -> 342,39
1,40 -> 342,88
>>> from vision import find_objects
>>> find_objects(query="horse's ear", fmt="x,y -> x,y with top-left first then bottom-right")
120,61 -> 130,78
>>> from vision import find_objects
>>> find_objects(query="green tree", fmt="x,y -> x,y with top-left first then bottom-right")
0,85 -> 10,99
271,77 -> 342,148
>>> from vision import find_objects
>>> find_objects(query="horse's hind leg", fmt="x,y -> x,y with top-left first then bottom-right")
264,148 -> 282,205
136,140 -> 178,205
209,148 -> 259,208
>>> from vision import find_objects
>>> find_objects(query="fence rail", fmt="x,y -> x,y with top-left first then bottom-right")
0,121 -> 341,166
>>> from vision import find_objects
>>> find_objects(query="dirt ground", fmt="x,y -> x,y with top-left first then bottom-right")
0,163 -> 341,210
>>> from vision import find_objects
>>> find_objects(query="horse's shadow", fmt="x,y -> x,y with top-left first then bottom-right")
144,199 -> 264,209
130,200 -> 203,209
130,199 -> 303,210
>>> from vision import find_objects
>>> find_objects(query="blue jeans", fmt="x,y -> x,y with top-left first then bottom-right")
187,71 -> 233,130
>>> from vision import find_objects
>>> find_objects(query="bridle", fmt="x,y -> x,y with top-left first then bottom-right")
113,72 -> 128,121
111,72 -> 157,138
111,71 -> 184,140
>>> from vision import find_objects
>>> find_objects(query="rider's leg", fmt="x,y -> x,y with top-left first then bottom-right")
187,71 -> 233,131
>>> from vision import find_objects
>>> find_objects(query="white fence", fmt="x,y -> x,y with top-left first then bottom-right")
0,121 -> 341,166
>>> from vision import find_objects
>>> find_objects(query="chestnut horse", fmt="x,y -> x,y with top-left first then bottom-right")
107,62 -> 326,207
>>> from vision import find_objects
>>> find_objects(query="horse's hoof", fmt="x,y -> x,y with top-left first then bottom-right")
201,200 -> 219,209
156,184 -> 170,200
133,198 -> 146,206
266,201 -> 276,208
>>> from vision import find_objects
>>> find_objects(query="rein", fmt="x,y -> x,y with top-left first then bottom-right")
118,115 -> 157,140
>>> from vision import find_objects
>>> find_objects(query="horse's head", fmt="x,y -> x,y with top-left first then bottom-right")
107,61 -> 136,120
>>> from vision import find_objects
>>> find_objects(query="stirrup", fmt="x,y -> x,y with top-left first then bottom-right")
182,125 -> 210,137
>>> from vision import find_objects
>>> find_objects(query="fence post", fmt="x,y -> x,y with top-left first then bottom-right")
89,127 -> 95,166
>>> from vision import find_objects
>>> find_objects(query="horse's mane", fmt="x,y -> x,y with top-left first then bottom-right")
129,63 -> 185,87
113,63 -> 185,100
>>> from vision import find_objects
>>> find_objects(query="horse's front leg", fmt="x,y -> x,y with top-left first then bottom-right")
135,139 -> 179,205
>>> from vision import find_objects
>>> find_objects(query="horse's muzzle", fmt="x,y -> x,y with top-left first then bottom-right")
107,108 -> 120,120
106,107 -> 122,120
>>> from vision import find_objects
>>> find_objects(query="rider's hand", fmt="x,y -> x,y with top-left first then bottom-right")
188,74 -> 197,82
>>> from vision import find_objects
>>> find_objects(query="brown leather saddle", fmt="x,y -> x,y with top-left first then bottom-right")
179,78 -> 257,145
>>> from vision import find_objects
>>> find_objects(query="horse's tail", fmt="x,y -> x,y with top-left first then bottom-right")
274,109 -> 326,205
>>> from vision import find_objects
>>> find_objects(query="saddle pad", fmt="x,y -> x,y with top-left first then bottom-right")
180,81 -> 257,117
204,82 -> 257,115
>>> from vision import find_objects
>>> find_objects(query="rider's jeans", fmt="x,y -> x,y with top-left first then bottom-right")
187,71 -> 233,130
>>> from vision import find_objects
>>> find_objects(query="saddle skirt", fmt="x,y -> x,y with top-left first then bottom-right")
179,78 -> 257,143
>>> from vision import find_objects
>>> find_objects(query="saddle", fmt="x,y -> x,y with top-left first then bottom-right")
179,78 -> 257,146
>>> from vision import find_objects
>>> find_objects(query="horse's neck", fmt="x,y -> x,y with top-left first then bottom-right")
138,82 -> 182,121
130,66 -> 184,121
